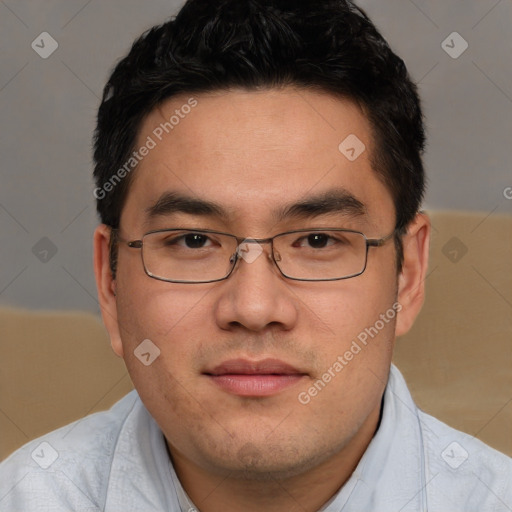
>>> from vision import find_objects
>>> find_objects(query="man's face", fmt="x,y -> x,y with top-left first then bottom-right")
103,88 -> 405,479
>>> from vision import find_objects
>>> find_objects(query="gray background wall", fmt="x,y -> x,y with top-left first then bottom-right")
0,0 -> 511,312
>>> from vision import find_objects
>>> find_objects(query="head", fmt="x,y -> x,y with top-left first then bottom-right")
93,0 -> 430,483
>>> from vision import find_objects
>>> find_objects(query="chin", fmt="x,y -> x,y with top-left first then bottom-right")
199,435 -> 346,482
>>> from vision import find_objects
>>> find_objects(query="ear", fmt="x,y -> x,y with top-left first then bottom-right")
93,224 -> 124,358
395,212 -> 431,337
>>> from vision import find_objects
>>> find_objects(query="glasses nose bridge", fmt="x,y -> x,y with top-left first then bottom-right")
233,236 -> 279,266
238,235 -> 273,244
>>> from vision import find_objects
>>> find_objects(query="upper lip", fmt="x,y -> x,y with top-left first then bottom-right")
205,358 -> 305,376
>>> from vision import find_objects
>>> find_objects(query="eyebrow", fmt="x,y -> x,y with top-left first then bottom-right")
145,192 -> 227,220
273,189 -> 366,222
144,188 -> 367,225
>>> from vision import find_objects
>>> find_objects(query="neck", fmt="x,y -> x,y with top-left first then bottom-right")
168,402 -> 381,512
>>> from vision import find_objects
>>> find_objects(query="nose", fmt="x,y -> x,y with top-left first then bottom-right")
213,240 -> 298,332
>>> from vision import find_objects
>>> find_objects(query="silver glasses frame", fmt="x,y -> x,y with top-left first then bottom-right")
119,227 -> 397,284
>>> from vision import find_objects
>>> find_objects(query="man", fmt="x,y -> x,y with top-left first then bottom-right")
1,1 -> 510,511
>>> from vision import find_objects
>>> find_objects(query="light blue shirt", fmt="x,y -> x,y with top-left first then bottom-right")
1,364 -> 511,511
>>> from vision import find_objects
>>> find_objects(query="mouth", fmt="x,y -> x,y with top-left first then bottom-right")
203,358 -> 308,397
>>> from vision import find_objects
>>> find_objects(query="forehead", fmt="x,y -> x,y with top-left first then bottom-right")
121,87 -> 394,233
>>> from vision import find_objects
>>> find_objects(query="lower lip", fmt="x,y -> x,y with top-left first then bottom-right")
207,374 -> 305,397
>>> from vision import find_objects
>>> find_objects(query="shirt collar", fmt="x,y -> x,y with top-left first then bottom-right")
320,364 -> 428,511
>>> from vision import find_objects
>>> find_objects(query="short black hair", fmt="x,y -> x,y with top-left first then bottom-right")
93,0 -> 426,274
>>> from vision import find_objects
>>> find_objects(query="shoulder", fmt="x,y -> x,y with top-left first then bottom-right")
418,409 -> 512,511
0,391 -> 140,512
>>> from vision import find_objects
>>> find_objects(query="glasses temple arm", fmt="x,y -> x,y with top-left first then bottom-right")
367,229 -> 398,247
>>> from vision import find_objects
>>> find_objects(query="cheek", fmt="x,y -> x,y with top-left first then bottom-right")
307,285 -> 397,369
293,284 -> 397,433
115,284 -> 212,433
294,269 -> 398,342
115,273 -> 213,382
292,269 -> 398,393
117,265 -> 209,338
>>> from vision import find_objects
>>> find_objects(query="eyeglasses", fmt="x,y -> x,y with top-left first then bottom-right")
118,227 -> 396,284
